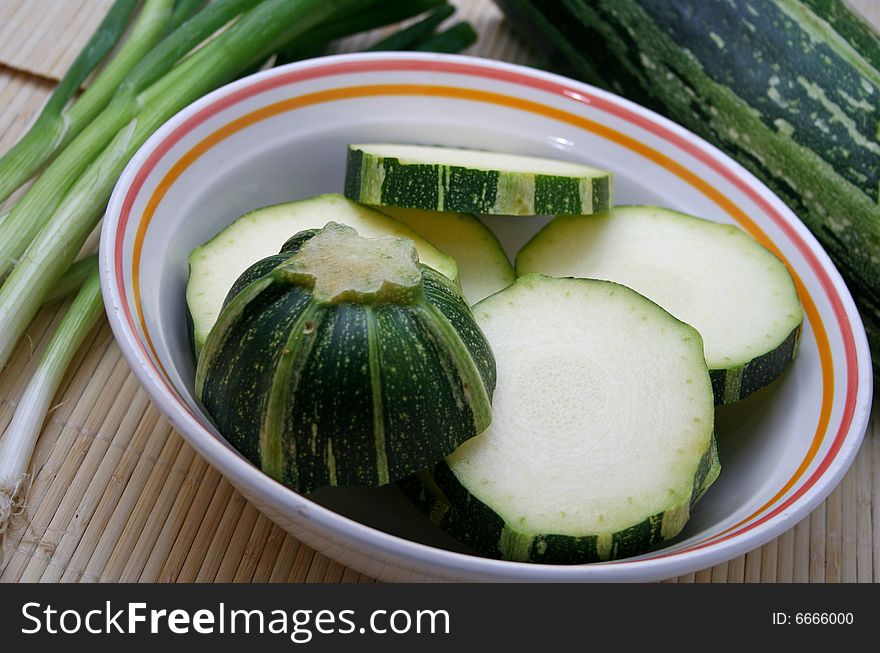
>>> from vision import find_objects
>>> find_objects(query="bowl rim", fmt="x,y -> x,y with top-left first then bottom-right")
99,51 -> 873,581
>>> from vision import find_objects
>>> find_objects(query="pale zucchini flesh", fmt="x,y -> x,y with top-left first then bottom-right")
516,206 -> 804,404
186,194 -> 458,353
402,275 -> 718,564
376,206 -> 515,304
345,143 -> 613,216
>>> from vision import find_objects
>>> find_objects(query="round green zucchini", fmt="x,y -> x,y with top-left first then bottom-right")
195,223 -> 496,495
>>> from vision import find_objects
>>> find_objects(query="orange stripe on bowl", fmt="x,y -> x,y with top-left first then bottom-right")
129,83 -> 836,548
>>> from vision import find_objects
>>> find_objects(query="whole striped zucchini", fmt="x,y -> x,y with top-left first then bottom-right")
196,223 -> 496,494
495,0 -> 880,378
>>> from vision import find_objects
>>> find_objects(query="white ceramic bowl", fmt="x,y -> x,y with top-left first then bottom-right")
100,53 -> 873,581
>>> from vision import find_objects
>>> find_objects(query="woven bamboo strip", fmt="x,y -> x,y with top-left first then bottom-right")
305,552 -> 332,584
743,547 -> 762,583
0,0 -> 110,80
824,484 -> 842,582
138,454 -> 212,582
323,560 -> 346,584
213,502 -> 261,583
693,567 -> 712,583
118,442 -> 198,581
2,341 -> 123,581
21,364 -> 144,581
0,324 -> 112,581
340,567 -> 362,583
193,482 -> 247,582
268,534 -> 303,583
174,475 -> 234,582
45,388 -> 153,582
759,540 -> 778,583
840,464 -> 858,582
775,528 -> 794,583
77,404 -> 168,581
99,429 -> 182,580
709,562 -> 728,583
251,523 -> 289,583
792,516 -> 811,582
287,542 -> 318,583
155,464 -> 223,582
855,428 -> 872,582
809,503 -> 827,582
232,513 -> 275,583
869,412 -> 880,583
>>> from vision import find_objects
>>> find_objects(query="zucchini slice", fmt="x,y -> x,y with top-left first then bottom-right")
516,206 -> 804,404
376,206 -> 515,304
186,194 -> 458,354
402,275 -> 717,563
345,143 -> 613,215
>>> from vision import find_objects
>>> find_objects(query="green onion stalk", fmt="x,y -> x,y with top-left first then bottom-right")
0,0 -> 365,373
0,0 -> 260,281
367,4 -> 454,51
0,270 -> 103,555
0,0 -> 173,206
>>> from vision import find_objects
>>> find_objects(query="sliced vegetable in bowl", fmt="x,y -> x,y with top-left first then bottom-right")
196,222 -> 495,495
345,143 -> 613,215
101,53 -> 872,581
375,206 -> 515,305
185,194 -> 458,353
517,206 -> 804,404
402,274 -> 718,563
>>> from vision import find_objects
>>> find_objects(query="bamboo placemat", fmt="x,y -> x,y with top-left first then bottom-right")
0,0 -> 877,583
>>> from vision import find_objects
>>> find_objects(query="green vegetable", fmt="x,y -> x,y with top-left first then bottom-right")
345,143 -> 613,215
0,0 -> 367,373
367,5 -> 455,51
0,271 -> 103,556
0,0 -> 168,206
495,0 -> 880,380
274,0 -> 447,64
412,21 -> 478,53
0,0 -> 261,282
185,194 -> 458,353
401,274 -> 718,563
517,206 -> 803,403
196,223 -> 495,494
43,254 -> 100,305
377,206 -> 514,304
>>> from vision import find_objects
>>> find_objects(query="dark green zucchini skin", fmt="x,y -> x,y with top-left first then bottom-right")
400,435 -> 720,564
345,145 -> 612,215
196,227 -> 496,495
711,325 -> 802,404
496,0 -> 880,378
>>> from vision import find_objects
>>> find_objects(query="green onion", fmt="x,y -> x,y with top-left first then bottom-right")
413,21 -> 478,53
0,0 -> 364,372
0,0 -> 171,206
0,270 -> 103,555
275,0 -> 445,64
43,254 -> 99,305
0,0 -> 259,281
367,4 -> 455,51
167,0 -> 208,33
